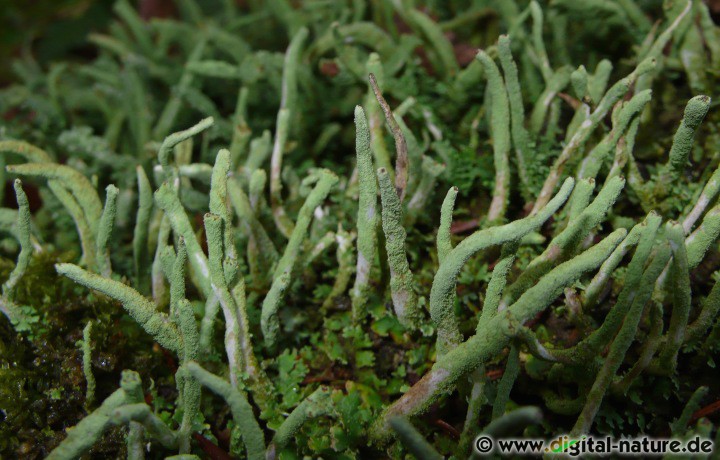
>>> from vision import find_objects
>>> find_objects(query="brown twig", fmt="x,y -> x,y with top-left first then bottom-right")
558,92 -> 582,110
450,218 -> 480,234
486,368 -> 504,380
432,419 -> 461,439
193,433 -> 233,460
139,0 -> 176,20
690,399 -> 720,424
368,73 -> 409,202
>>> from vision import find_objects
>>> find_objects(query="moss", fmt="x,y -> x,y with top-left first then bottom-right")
1,0 -> 720,458
0,251 -> 169,457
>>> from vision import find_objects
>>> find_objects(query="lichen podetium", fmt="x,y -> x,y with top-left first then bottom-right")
1,0 -> 719,458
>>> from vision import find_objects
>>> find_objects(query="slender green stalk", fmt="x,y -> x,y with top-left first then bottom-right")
157,117 -> 214,173
245,130 -> 272,173
459,367 -> 488,454
528,69 -> 570,135
567,178 -> 595,222
270,27 -> 309,237
114,0 -> 154,55
153,41 -> 208,140
198,295 -> 220,354
82,321 -> 96,408
56,263 -> 182,354
369,73 -> 409,201
270,107 -> 294,237
587,60 -> 613,105
498,35 -> 531,197
576,90 -> 653,180
481,406 -> 542,438
230,277 -> 272,404
686,204 -> 720,269
654,223 -> 691,372
671,386 -> 708,436
571,243 -> 671,435
229,87 -> 251,168
406,156 -> 445,223
531,58 -> 655,213
248,168 -> 267,210
126,419 -> 144,460
228,177 -> 278,286
306,231 -> 336,266
557,212 -> 661,361
654,95 -> 711,189
685,276 -> 720,344
612,302 -> 664,395
388,416 -> 443,460
46,371 -> 144,460
570,65 -> 588,100
2,180 -> 32,300
635,0 -> 692,92
391,2 -> 458,79
155,182 -> 211,298
476,49 -> 510,223
529,2 -> 552,82
169,238 -> 187,319
96,184 -> 119,277
437,186 -> 458,265
365,53 -> 393,176
683,165 -> 720,234
110,403 -> 178,449
47,180 -> 97,268
209,149 -> 235,262
175,299 -> 199,454
322,226 -> 355,310
186,362 -> 265,460
204,213 -> 242,386
500,175 -> 625,310
268,387 -> 333,454
133,167 -> 153,293
351,106 -> 379,321
0,140 -> 53,163
262,170 -> 338,346
7,163 -> 103,236
378,229 -> 625,432
582,217 -> 646,309
491,344 -> 521,420
477,241 -> 519,331
187,60 -> 241,79
617,0 -> 652,32
377,167 -> 419,328
152,215 -> 171,306
431,178 -> 575,356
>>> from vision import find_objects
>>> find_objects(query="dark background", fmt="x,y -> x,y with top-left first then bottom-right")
0,0 -> 187,84
2,0 -> 720,85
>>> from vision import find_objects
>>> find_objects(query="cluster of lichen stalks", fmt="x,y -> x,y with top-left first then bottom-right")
1,0 -> 720,458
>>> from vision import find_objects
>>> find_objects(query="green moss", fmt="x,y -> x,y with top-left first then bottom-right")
1,0 -> 719,458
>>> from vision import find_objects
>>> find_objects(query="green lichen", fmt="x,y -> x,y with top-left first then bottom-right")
1,1 -> 719,458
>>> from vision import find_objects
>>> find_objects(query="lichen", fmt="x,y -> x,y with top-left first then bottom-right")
1,0 -> 719,458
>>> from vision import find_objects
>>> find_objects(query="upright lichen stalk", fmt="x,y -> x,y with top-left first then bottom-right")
6,0 -> 720,458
